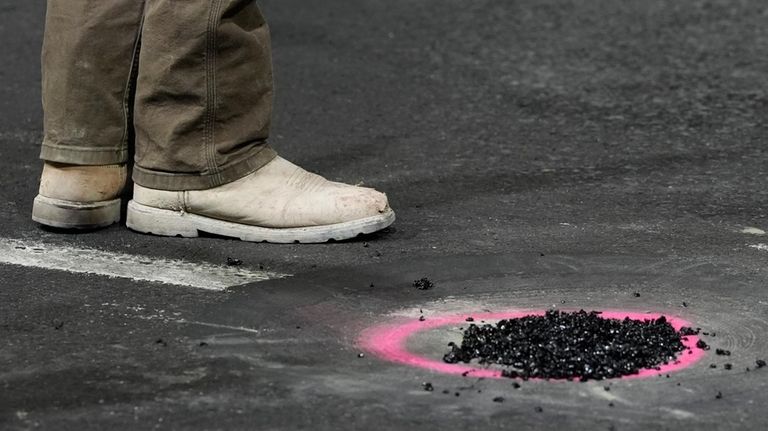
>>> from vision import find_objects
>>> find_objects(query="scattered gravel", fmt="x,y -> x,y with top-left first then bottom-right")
413,277 -> 434,290
680,327 -> 700,336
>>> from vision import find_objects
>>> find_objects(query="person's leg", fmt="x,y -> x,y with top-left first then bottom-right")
40,0 -> 145,165
132,0 -> 276,191
32,0 -> 145,228
33,0 -> 394,240
127,0 -> 394,243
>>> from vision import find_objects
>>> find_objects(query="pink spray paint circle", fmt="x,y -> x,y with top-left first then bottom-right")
359,310 -> 706,380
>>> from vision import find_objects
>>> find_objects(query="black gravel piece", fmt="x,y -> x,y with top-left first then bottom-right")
696,340 -> 710,350
443,310 -> 687,381
492,396 -> 504,403
226,257 -> 243,266
422,382 -> 434,392
724,363 -> 732,370
413,277 -> 434,290
679,326 -> 700,336
715,349 -> 731,356
757,359 -> 767,369
716,391 -> 723,399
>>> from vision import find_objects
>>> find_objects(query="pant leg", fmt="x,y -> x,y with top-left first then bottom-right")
132,0 -> 277,191
40,0 -> 146,165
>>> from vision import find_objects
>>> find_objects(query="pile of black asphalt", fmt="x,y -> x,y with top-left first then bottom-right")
444,310 -> 686,381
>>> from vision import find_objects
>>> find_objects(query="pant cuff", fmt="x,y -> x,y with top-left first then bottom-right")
40,143 -> 128,165
132,145 -> 278,191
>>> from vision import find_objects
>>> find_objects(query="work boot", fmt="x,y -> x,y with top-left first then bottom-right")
126,157 -> 395,243
32,162 -> 127,229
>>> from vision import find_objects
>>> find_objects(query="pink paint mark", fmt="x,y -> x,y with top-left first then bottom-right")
359,310 -> 706,380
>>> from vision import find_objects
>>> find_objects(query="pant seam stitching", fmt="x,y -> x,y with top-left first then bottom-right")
132,147 -> 277,190
213,0 -> 225,186
132,146 -> 271,177
204,0 -> 224,187
42,143 -> 128,152
120,8 -> 146,153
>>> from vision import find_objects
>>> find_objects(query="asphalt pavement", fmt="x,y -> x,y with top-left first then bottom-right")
2,1 -> 768,430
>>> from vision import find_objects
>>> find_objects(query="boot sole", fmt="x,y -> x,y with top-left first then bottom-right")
32,195 -> 121,229
125,200 -> 395,243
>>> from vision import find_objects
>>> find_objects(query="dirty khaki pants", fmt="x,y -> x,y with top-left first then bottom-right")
40,0 -> 277,190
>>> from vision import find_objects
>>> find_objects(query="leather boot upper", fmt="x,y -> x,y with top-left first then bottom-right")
133,157 -> 390,228
39,162 -> 127,202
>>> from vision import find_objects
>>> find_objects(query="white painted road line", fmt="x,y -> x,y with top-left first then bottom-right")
0,238 -> 288,291
749,244 -> 768,252
742,227 -> 766,235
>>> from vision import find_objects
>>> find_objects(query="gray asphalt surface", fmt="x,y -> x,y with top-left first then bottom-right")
2,1 -> 768,430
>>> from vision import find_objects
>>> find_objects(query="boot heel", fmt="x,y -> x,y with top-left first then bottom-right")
32,195 -> 121,229
126,200 -> 199,238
